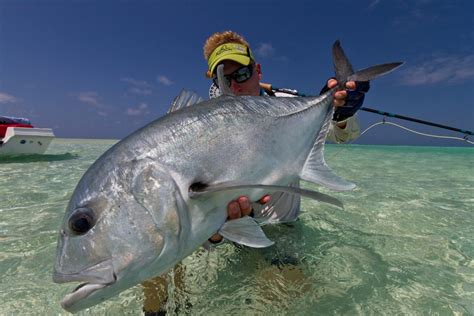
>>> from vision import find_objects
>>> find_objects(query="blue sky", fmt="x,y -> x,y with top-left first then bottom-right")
0,0 -> 473,146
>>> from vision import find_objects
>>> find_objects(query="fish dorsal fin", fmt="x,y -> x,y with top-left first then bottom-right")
218,216 -> 274,248
301,106 -> 356,191
189,182 -> 343,209
216,64 -> 234,96
167,90 -> 204,113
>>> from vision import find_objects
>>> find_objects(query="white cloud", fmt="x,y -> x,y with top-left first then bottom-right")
0,92 -> 18,103
392,2 -> 441,27
121,77 -> 153,95
400,54 -> 474,86
254,43 -> 287,61
126,102 -> 149,116
367,0 -> 380,10
157,75 -> 174,86
77,91 -> 102,107
129,87 -> 152,95
255,43 -> 275,57
76,91 -> 109,116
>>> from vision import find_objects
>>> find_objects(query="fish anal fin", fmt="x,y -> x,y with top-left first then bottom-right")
300,105 -> 356,192
301,161 -> 356,192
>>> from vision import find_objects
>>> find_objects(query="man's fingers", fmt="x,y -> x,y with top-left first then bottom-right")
214,195 -> 261,244
328,79 -> 356,91
334,90 -> 347,99
346,81 -> 356,90
211,197 -> 246,244
333,90 -> 347,107
237,196 -> 252,216
259,195 -> 271,204
327,78 -> 337,89
227,200 -> 242,219
328,79 -> 350,108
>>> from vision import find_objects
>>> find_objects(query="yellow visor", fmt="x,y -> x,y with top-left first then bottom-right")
207,43 -> 254,77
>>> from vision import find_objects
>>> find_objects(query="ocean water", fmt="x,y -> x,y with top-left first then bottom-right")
0,138 -> 472,315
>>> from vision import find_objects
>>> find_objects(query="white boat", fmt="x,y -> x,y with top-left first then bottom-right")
0,116 -> 55,156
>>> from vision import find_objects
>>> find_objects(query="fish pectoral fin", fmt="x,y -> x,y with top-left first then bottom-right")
189,182 -> 343,209
218,216 -> 274,248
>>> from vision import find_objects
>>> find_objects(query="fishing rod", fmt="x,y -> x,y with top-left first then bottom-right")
260,83 -> 473,138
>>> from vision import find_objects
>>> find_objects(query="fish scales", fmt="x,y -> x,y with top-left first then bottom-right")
53,40 -> 403,312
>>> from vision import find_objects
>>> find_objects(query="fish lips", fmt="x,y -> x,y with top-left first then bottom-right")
53,259 -> 116,312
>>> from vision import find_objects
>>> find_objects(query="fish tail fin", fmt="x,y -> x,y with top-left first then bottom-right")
332,40 -> 355,84
299,40 -> 403,191
332,40 -> 404,85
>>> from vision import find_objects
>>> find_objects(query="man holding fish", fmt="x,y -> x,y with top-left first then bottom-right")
202,31 -> 370,245
142,30 -> 371,315
54,27 -> 403,313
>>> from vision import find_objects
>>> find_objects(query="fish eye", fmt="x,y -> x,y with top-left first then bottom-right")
68,207 -> 95,235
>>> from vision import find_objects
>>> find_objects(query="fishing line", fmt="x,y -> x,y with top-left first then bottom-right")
359,121 -> 474,145
327,118 -> 473,161
360,107 -> 473,136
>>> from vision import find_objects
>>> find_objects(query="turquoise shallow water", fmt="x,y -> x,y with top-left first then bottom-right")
0,139 -> 473,315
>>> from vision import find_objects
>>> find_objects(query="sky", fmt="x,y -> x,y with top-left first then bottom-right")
0,0 -> 473,146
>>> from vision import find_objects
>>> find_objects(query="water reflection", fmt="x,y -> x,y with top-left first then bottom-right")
0,153 -> 78,163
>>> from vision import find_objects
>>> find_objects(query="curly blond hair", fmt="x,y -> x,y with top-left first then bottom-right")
203,31 -> 251,61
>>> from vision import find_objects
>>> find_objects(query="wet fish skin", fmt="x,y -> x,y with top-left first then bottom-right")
53,41 -> 403,313
53,93 -> 334,312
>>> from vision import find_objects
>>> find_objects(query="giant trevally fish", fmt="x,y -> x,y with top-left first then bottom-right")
53,41 -> 402,312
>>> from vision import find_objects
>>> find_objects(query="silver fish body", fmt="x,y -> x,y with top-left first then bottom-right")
53,93 -> 335,312
53,41 -> 403,312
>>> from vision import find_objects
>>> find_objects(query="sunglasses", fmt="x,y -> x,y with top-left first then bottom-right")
212,64 -> 254,87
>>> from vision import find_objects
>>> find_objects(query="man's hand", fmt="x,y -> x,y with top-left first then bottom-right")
209,195 -> 270,243
326,79 -> 370,128
327,79 -> 356,108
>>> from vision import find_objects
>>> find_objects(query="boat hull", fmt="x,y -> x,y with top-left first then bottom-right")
0,127 -> 55,156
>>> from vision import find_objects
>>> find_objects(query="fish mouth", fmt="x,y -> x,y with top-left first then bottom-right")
53,259 -> 116,312
60,275 -> 116,312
